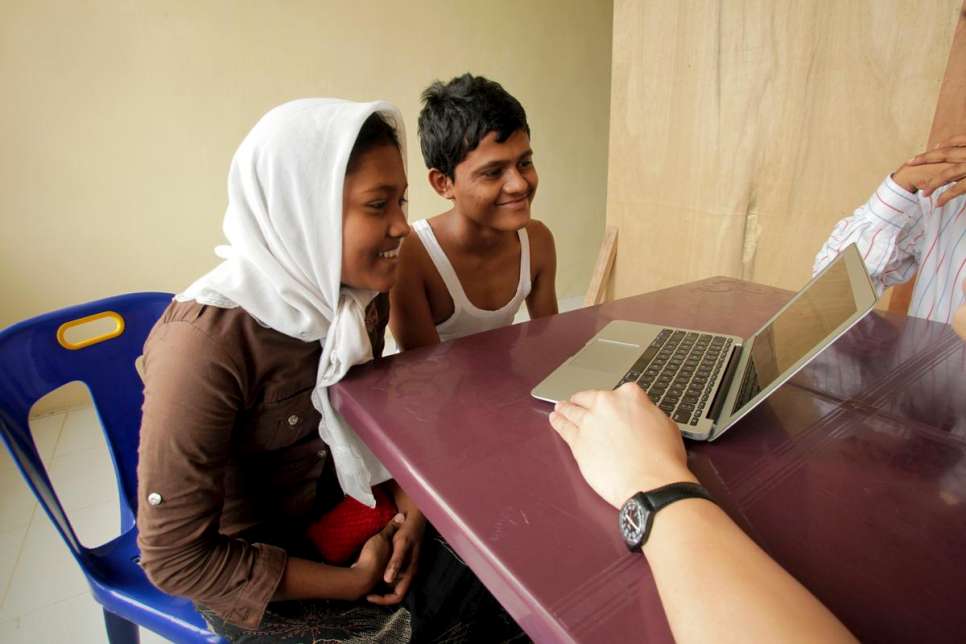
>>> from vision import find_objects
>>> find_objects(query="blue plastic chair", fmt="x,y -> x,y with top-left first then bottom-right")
0,293 -> 224,644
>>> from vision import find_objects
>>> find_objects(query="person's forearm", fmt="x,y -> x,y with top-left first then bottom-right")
954,291 -> 966,339
526,291 -> 558,319
813,181 -> 918,289
390,322 -> 441,351
273,557 -> 368,602
643,499 -> 856,644
383,480 -> 421,516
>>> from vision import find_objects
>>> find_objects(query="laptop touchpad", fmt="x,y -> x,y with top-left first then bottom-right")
571,339 -> 641,373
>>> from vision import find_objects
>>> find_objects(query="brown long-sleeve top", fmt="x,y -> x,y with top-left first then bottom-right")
136,295 -> 388,629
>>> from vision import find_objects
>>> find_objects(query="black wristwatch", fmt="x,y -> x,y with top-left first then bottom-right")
619,482 -> 714,550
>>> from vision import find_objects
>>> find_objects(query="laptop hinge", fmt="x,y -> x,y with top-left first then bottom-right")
706,344 -> 742,424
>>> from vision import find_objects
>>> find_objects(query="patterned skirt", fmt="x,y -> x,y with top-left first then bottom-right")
199,528 -> 528,643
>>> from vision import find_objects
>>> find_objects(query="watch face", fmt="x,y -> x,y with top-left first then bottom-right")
619,496 -> 651,548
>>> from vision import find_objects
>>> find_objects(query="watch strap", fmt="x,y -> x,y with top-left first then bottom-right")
622,481 -> 714,550
646,481 -> 714,513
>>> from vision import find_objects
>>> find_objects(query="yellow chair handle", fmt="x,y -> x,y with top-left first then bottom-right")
56,311 -> 126,350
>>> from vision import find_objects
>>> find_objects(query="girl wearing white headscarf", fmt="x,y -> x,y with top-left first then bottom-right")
136,99 -> 524,642
178,98 -> 395,508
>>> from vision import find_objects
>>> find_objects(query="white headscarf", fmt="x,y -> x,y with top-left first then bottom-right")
177,98 -> 403,507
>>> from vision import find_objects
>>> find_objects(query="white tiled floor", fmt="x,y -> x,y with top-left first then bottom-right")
0,295 -> 585,643
0,405 -> 169,643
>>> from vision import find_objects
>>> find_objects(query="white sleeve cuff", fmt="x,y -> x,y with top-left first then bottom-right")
863,175 -> 919,227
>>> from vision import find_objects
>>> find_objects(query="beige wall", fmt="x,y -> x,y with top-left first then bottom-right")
0,0 -> 613,328
606,0 -> 960,300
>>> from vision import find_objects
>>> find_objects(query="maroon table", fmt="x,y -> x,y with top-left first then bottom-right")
332,277 -> 966,643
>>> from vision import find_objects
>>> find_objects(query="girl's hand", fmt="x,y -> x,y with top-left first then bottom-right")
368,485 -> 426,605
350,513 -> 403,599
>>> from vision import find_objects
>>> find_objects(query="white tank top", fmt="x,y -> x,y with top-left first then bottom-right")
411,219 -> 532,343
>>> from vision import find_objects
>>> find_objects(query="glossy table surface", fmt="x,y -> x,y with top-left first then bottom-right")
332,277 -> 966,643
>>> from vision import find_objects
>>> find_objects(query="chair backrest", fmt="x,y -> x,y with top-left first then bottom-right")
0,292 -> 172,563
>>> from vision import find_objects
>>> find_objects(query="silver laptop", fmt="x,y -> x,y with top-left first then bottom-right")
532,244 -> 877,441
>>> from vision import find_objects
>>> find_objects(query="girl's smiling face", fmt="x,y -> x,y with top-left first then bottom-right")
341,143 -> 410,293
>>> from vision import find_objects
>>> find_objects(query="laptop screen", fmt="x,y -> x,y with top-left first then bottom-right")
731,257 -> 858,414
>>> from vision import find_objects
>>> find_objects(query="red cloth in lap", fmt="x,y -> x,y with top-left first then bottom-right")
306,486 -> 398,565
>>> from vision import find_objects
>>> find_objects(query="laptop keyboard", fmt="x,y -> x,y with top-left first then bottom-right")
616,330 -> 733,426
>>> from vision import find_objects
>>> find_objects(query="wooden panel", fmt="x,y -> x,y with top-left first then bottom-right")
607,0 -> 961,299
584,225 -> 619,305
928,1 -> 966,146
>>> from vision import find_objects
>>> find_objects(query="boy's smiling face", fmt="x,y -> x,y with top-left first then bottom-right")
433,129 -> 537,231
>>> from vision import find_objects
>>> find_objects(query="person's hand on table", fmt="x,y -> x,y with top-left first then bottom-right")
548,383 -> 698,509
367,482 -> 427,605
953,279 -> 966,341
898,135 -> 966,206
548,384 -> 857,643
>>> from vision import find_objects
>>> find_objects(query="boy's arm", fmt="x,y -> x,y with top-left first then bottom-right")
526,220 -> 559,318
813,171 -> 924,294
389,235 -> 442,351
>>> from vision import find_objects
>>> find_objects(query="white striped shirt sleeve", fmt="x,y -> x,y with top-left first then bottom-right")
813,174 -> 924,295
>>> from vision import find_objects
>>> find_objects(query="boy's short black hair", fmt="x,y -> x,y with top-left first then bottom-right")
347,111 -> 400,174
418,74 -> 530,179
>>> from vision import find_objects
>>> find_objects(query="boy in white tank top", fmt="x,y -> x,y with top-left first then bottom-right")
390,74 -> 558,348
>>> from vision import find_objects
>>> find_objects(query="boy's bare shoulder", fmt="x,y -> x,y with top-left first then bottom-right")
398,221 -> 431,273
525,218 -> 552,236
525,219 -> 556,255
